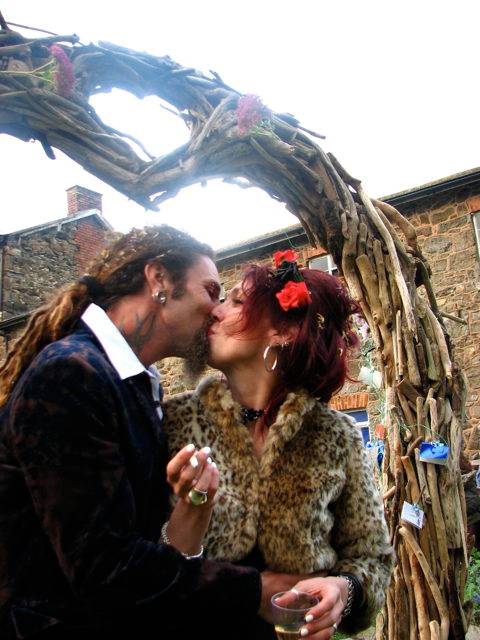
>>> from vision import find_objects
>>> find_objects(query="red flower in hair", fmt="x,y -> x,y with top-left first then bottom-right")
273,249 -> 297,267
276,280 -> 311,311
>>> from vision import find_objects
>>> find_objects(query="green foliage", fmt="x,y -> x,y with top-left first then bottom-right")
38,62 -> 55,88
465,547 -> 480,624
249,120 -> 275,137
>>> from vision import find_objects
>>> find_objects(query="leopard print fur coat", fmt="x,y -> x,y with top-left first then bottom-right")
163,376 -> 394,631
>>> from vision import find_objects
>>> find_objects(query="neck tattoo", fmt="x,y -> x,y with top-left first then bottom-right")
121,312 -> 156,355
240,407 -> 265,423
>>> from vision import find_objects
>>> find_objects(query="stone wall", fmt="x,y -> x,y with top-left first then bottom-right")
0,216 -> 108,367
2,228 -> 77,319
1,218 -> 107,320
406,187 -> 480,434
158,357 -> 193,397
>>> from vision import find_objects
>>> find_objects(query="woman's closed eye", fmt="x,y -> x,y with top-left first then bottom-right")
224,287 -> 244,306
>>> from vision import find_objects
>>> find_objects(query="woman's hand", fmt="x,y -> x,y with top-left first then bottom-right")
163,444 -> 219,556
258,571 -> 310,624
282,576 -> 349,638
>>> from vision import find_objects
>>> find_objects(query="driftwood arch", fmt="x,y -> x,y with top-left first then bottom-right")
0,18 -> 470,639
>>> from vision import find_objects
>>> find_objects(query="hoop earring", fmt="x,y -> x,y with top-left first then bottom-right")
263,345 -> 278,372
152,290 -> 167,304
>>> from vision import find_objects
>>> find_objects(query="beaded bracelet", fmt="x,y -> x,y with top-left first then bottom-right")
161,521 -> 204,560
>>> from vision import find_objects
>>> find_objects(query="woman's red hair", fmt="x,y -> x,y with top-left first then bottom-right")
236,263 -> 360,423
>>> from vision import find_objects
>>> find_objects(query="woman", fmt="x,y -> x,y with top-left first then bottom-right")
163,250 -> 394,638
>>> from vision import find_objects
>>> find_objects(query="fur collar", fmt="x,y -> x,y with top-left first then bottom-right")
195,376 -> 317,471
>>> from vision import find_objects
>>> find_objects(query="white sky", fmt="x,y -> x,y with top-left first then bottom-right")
1,0 -> 479,249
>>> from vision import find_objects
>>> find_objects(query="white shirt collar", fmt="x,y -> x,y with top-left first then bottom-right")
81,303 -> 158,382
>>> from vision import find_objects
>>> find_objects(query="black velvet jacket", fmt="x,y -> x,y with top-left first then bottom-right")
0,323 -> 260,639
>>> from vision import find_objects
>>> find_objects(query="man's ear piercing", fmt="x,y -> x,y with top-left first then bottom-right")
152,290 -> 167,304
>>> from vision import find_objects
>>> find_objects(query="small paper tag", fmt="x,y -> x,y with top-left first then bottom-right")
419,441 -> 449,465
401,501 -> 425,529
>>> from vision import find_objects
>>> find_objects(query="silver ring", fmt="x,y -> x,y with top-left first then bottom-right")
332,622 -> 338,632
188,488 -> 208,506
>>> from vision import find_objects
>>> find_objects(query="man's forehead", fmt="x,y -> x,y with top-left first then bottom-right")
189,255 -> 220,283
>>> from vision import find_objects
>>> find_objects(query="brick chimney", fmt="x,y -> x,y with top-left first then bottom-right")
66,185 -> 102,217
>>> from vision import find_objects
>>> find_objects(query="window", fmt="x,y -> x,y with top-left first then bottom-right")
473,212 -> 480,259
344,409 -> 370,445
308,254 -> 339,276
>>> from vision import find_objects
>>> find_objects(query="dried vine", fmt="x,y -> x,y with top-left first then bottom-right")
0,17 -> 471,639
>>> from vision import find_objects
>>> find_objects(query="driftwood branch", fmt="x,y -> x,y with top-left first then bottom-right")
440,312 -> 467,326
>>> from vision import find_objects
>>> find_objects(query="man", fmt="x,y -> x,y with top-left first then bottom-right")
0,225 -> 299,639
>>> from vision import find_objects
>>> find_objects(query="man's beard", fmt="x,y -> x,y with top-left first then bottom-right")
182,327 -> 210,386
